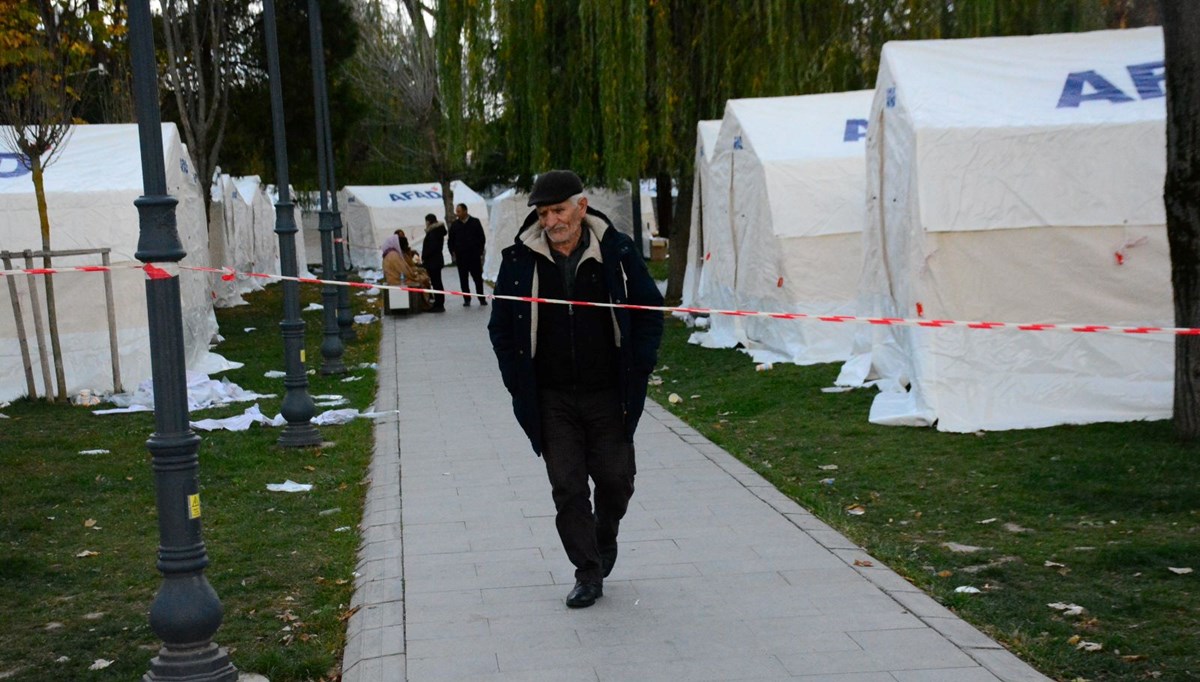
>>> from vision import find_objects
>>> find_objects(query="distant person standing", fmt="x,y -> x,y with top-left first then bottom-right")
421,213 -> 447,312
448,202 -> 487,306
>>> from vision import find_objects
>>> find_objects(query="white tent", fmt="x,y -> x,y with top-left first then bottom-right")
208,175 -> 291,307
691,92 -> 873,365
839,27 -> 1170,432
681,120 -> 721,309
340,181 -> 487,270
483,183 -> 648,282
0,123 -> 219,401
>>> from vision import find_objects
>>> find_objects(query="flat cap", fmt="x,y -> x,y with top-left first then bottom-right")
528,170 -> 584,206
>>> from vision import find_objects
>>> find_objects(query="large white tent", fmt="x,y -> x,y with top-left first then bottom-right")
838,27 -> 1170,432
691,92 -> 874,364
483,183 -> 649,282
681,120 -> 722,309
208,175 -> 290,307
0,123 -> 219,401
340,181 -> 487,270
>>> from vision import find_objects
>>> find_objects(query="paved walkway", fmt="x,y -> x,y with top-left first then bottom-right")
341,282 -> 1050,682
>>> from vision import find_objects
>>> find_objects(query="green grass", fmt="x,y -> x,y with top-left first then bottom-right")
648,318 -> 1200,682
0,281 -> 381,681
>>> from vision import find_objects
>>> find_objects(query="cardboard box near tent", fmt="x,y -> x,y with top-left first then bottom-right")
0,123 -> 218,402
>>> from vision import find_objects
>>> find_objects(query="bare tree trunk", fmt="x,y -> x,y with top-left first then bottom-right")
655,173 -> 672,238
32,157 -> 67,401
664,177 -> 692,306
1162,0 -> 1200,439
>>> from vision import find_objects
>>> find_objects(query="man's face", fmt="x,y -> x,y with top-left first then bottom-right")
537,197 -> 586,249
454,205 -> 467,221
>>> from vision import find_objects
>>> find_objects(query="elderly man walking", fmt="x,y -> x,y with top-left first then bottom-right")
488,170 -> 664,608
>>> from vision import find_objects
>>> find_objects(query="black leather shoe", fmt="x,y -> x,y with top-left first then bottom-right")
600,546 -> 618,578
565,581 -> 602,608
479,299 -> 488,307
462,300 -> 471,307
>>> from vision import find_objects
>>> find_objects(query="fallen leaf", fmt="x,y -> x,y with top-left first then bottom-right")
818,464 -> 838,471
1067,635 -> 1081,646
44,622 -> 64,630
954,586 -> 981,594
1076,640 -> 1103,652
1121,654 -> 1147,663
55,656 -> 69,663
1167,567 -> 1193,575
936,570 -> 953,578
1044,560 -> 1067,569
89,659 -> 113,671
75,550 -> 99,558
845,504 -> 866,516
977,518 -> 998,524
337,605 -> 361,623
853,559 -> 874,567
1003,522 -> 1032,533
83,519 -> 96,528
668,393 -> 682,404
83,612 -> 105,620
304,465 -> 316,472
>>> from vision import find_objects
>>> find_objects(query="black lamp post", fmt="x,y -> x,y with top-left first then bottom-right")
264,0 -> 321,447
311,46 -> 356,342
631,177 -> 644,258
128,2 -> 236,680
308,0 -> 346,375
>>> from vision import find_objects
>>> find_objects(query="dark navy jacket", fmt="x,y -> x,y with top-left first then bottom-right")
488,207 -> 664,455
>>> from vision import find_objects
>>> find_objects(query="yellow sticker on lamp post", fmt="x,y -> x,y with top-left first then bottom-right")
188,494 -> 202,519
300,349 -> 306,363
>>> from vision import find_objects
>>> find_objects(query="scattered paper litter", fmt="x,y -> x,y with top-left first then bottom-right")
78,449 -> 110,456
312,394 -> 344,401
954,586 -> 981,594
243,327 -> 256,333
266,480 -> 312,493
304,302 -> 324,311
357,287 -> 381,296
263,370 -> 286,379
978,518 -> 998,524
341,376 -> 364,382
191,404 -> 286,432
76,550 -> 99,558
55,656 -> 69,663
353,313 -> 377,324
845,504 -> 866,516
755,363 -> 773,372
821,385 -> 853,393
334,526 -> 351,532
668,393 -> 682,404
820,478 -> 835,486
315,398 -> 349,407
312,408 -> 361,426
1044,560 -> 1067,569
355,362 -> 378,370
1048,602 -> 1086,616
1075,640 -> 1103,652
100,372 -> 274,415
818,464 -> 838,471
88,659 -> 114,671
1168,567 -> 1193,575
359,268 -> 383,283
942,542 -> 984,553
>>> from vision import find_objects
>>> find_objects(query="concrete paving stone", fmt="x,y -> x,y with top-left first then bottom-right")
377,624 -> 407,656
923,616 -> 1004,650
408,627 -> 581,660
402,520 -> 468,536
408,569 -> 555,594
849,627 -> 980,671
887,590 -> 957,621
965,647 -> 1053,682
360,540 -> 404,563
785,673 -> 895,682
805,591 -> 916,618
404,532 -> 473,556
595,654 -> 791,681
779,568 -> 885,596
740,610 -> 925,638
405,652 -> 500,680
451,667 -> 600,682
497,639 -> 682,673
808,529 -> 862,550
406,615 -> 491,641
357,601 -> 405,630
891,667 -> 1001,681
403,587 -> 484,617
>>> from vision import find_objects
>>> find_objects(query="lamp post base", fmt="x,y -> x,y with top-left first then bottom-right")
144,642 -> 237,682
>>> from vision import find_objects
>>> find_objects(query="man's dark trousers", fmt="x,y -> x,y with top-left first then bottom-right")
427,261 -> 445,308
538,386 -> 635,584
457,253 -> 485,303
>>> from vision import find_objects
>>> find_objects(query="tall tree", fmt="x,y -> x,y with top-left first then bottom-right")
1160,0 -> 1200,438
0,0 -> 108,400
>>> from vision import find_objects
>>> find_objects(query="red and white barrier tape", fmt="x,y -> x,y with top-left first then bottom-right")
2,262 -> 1195,337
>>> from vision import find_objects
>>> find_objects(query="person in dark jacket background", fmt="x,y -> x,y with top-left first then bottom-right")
448,202 -> 487,306
488,170 -> 664,609
421,213 -> 447,312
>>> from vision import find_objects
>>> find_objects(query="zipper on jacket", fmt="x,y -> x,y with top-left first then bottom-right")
568,302 -> 578,390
